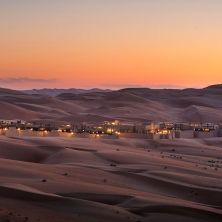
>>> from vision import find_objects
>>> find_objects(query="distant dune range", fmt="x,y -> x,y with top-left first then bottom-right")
0,84 -> 222,123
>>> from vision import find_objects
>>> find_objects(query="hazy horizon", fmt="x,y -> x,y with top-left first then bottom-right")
0,83 -> 219,91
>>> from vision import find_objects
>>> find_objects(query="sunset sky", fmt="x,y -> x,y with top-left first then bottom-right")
1,0 -> 222,89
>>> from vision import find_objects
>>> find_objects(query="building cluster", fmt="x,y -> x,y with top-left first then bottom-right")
1,119 -> 222,139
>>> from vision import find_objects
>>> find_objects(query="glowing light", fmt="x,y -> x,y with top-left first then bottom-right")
107,128 -> 113,134
158,130 -> 170,135
115,131 -> 121,135
204,128 -> 210,132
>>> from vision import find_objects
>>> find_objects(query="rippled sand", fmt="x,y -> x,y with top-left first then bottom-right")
0,136 -> 222,222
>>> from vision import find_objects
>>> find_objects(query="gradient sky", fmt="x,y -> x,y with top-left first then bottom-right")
1,0 -> 222,89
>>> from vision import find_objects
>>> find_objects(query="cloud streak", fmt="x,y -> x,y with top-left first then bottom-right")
0,77 -> 56,84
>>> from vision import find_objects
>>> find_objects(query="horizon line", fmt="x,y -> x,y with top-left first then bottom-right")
1,83 -> 221,91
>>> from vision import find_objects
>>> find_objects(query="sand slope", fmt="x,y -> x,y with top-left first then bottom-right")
0,136 -> 222,221
1,85 -> 222,123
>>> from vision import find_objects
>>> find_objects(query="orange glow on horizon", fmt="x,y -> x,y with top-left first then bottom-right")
1,1 -> 222,89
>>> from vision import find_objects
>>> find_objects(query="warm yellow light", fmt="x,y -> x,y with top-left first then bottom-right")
157,130 -> 169,135
107,128 -> 113,134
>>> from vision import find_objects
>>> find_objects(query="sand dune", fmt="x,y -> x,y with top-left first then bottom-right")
1,85 -> 222,123
1,85 -> 222,221
0,136 -> 222,221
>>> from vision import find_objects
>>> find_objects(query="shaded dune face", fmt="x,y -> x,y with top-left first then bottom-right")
1,85 -> 222,122
0,136 -> 222,222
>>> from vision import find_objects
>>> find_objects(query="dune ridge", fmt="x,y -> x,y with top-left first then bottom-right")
0,136 -> 222,221
1,85 -> 222,123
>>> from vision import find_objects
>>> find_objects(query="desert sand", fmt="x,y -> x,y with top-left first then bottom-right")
2,85 -> 222,123
0,135 -> 222,222
1,86 -> 222,221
